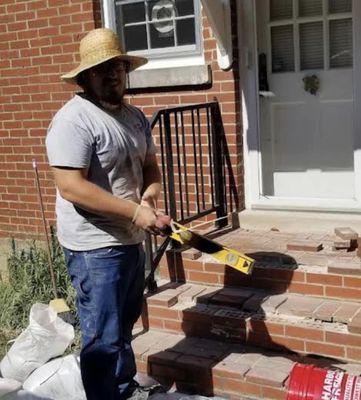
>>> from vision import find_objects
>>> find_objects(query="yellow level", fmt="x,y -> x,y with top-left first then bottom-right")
169,221 -> 254,275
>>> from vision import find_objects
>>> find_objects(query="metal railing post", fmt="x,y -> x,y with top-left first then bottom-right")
211,103 -> 227,228
163,111 -> 177,220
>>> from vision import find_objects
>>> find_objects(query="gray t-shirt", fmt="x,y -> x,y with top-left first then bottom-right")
46,94 -> 156,251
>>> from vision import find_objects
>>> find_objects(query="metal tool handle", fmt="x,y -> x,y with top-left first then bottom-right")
33,160 -> 58,299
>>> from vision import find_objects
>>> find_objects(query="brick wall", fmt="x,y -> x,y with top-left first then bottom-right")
0,0 -> 243,240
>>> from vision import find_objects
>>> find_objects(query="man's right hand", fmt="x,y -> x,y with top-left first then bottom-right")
133,205 -> 171,235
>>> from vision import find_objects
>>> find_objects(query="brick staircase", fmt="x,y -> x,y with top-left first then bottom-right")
134,228 -> 361,399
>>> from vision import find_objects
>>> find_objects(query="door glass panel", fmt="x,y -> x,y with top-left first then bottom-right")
299,0 -> 322,17
270,0 -> 293,21
329,0 -> 352,14
330,18 -> 353,68
271,25 -> 295,72
300,22 -> 324,70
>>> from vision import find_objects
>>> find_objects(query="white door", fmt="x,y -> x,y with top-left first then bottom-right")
257,0 -> 355,200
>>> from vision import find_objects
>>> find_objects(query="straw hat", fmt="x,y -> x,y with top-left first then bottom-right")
61,28 -> 148,84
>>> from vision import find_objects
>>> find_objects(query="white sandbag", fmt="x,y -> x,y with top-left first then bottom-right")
0,303 -> 74,382
0,377 -> 22,396
2,389 -> 52,399
23,354 -> 85,400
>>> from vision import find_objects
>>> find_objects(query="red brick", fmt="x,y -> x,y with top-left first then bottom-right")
305,342 -> 345,358
325,331 -> 361,348
226,379 -> 262,396
346,347 -> 361,362
344,276 -> 361,288
325,286 -> 361,301
261,386 -> 287,400
187,270 -> 219,284
246,367 -> 289,388
285,325 -> 324,341
287,282 -> 324,296
147,306 -> 180,320
306,273 -> 343,286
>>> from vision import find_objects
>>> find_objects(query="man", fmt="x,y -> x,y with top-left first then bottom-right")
46,28 -> 170,400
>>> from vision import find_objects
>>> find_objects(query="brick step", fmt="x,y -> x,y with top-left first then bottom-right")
159,252 -> 361,302
140,283 -> 361,363
133,329 -> 361,400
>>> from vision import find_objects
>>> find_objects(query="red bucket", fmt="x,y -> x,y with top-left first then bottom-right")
287,363 -> 361,400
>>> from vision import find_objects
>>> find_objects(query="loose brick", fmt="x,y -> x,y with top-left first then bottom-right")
312,301 -> 341,322
210,287 -> 254,307
335,227 -> 358,240
147,290 -> 179,308
348,310 -> 361,334
286,240 -> 323,252
328,259 -> 361,276
277,296 -> 322,318
332,239 -> 352,250
181,248 -> 202,260
333,303 -> 360,323
178,284 -> 207,303
212,359 -> 251,380
261,294 -> 288,314
243,294 -> 268,312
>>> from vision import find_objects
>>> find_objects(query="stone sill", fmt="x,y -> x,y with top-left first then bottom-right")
127,64 -> 212,90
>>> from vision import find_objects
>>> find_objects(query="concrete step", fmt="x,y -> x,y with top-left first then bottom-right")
159,230 -> 361,302
133,329 -> 361,400
139,282 -> 361,363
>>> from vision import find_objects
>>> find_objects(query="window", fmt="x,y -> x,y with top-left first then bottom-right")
270,0 -> 353,72
115,0 -> 202,59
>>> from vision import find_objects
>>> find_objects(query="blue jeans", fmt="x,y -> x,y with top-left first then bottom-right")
63,244 -> 145,400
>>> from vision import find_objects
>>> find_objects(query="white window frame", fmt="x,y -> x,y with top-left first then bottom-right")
102,0 -> 205,69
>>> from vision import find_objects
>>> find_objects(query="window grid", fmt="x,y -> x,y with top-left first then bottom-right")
115,0 -> 201,59
268,0 -> 353,72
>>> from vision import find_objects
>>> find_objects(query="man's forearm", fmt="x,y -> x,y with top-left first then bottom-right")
142,158 -> 162,206
60,178 -> 137,220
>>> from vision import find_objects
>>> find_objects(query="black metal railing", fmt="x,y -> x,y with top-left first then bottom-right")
145,102 -> 229,292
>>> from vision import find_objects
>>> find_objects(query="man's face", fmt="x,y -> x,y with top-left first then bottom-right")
87,58 -> 128,105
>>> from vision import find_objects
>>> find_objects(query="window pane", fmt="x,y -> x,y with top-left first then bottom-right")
330,18 -> 353,68
175,0 -> 194,16
121,2 -> 146,24
176,17 -> 195,46
329,0 -> 352,13
124,25 -> 148,51
150,22 -> 175,48
300,22 -> 324,70
299,0 -> 322,17
270,0 -> 293,20
271,25 -> 295,72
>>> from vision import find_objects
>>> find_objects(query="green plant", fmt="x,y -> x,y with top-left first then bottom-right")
0,234 -> 78,334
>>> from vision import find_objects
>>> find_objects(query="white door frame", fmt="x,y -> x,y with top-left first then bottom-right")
237,0 -> 361,212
